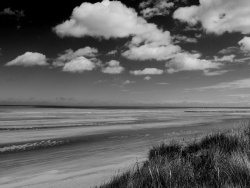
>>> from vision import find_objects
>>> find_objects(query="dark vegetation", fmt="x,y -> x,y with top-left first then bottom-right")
96,121 -> 250,188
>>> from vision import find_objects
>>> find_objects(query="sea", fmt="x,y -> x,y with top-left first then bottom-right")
0,106 -> 250,188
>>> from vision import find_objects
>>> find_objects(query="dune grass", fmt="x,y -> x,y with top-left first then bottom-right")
96,121 -> 250,188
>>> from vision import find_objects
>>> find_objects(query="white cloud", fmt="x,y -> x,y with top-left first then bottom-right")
130,68 -> 164,75
139,0 -> 153,9
113,80 -> 135,88
123,43 -> 180,61
57,47 -> 98,61
234,57 -> 250,63
173,0 -> 250,34
123,28 -> 180,61
52,61 -> 65,67
102,60 -> 124,74
193,78 -> 250,91
214,55 -> 236,62
238,37 -> 250,53
62,56 -> 95,73
144,76 -> 151,80
54,0 -> 168,40
106,50 -> 117,55
123,80 -> 135,85
156,82 -> 168,85
184,25 -> 203,32
217,46 -> 250,62
0,7 -> 24,18
53,47 -> 98,67
139,0 -> 174,18
218,46 -> 241,55
166,53 -> 222,74
54,0 -> 180,61
203,70 -> 229,76
173,35 -> 198,43
174,6 -> 199,25
5,52 -> 48,67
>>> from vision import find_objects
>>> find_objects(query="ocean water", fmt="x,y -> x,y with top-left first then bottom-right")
0,106 -> 250,188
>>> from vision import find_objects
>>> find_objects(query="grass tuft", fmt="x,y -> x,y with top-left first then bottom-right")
96,121 -> 250,188
148,141 -> 182,161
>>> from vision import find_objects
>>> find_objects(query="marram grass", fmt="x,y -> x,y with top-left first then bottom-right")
96,121 -> 250,188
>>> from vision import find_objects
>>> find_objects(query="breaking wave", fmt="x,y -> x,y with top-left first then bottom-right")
0,139 -> 69,154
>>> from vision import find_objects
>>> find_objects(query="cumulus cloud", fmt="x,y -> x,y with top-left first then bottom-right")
123,80 -> 135,85
139,0 -> 174,18
166,53 -> 222,74
203,70 -> 229,76
106,50 -> 117,55
53,47 -> 98,67
156,82 -> 168,85
144,76 -> 151,80
234,57 -> 250,63
130,68 -> 164,75
57,47 -> 98,61
217,46 -> 250,63
54,0 -> 167,40
62,56 -> 95,73
101,60 -> 124,74
113,80 -> 136,88
123,27 -> 180,61
54,0 -> 181,61
214,55 -> 236,62
173,35 -> 198,43
139,0 -> 154,9
5,52 -> 48,67
0,7 -> 24,18
238,37 -> 250,53
173,0 -> 250,34
52,61 -> 65,67
123,43 -> 180,61
218,46 -> 242,55
174,6 -> 199,25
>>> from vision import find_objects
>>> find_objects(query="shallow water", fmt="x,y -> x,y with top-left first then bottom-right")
0,106 -> 250,188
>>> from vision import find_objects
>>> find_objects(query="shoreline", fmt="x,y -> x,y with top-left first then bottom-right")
0,119 -> 243,188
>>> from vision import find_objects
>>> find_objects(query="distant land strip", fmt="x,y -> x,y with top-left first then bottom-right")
185,111 -> 250,113
1,105 -> 250,109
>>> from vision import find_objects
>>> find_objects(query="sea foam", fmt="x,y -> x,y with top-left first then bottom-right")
0,140 -> 68,153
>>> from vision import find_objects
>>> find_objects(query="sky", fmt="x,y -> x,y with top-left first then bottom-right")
1,0 -> 250,106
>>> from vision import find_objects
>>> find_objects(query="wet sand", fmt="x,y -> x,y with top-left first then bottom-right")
0,107 -> 250,188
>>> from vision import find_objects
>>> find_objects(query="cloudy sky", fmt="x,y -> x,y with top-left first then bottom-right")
1,0 -> 250,106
